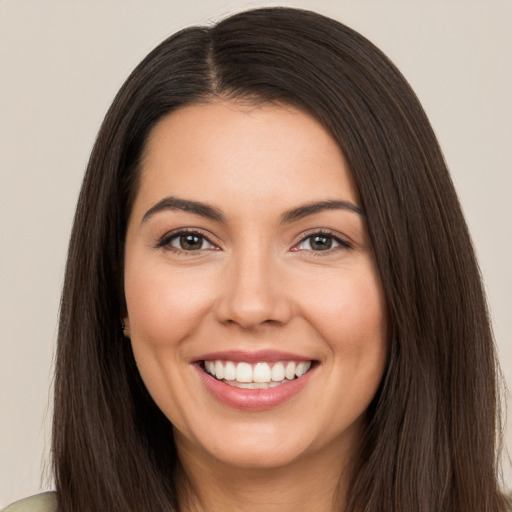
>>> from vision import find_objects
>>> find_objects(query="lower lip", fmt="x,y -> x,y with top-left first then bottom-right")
195,364 -> 314,411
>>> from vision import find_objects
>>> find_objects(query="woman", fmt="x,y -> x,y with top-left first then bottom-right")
5,6 -> 509,512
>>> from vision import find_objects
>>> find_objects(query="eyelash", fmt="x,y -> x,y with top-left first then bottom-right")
156,228 -> 352,255
156,229 -> 218,255
293,229 -> 352,254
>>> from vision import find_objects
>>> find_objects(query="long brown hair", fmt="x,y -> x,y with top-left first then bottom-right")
53,7 -> 508,511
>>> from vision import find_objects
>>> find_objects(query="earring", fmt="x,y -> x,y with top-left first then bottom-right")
121,320 -> 130,336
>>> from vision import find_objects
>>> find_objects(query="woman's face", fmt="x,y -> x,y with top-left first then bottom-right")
123,101 -> 388,472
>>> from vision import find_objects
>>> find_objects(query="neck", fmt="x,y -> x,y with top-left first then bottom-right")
174,433 -> 356,512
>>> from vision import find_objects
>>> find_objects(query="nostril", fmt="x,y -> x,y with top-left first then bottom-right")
215,296 -> 293,329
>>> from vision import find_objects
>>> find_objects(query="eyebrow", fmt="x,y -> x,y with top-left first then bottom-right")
141,196 -> 364,225
142,197 -> 226,223
280,200 -> 364,223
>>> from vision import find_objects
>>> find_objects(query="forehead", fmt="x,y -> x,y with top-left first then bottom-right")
134,100 -> 360,217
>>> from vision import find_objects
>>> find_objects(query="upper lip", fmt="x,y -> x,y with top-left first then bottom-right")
192,350 -> 314,363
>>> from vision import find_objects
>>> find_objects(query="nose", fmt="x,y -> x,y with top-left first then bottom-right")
214,245 -> 293,329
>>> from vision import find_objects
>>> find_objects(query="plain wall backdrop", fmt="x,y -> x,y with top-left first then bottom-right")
1,0 -> 511,506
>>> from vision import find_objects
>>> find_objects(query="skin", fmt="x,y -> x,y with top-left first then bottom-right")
123,101 -> 389,511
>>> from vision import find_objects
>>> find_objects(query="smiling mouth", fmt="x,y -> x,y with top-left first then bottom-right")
201,360 -> 313,389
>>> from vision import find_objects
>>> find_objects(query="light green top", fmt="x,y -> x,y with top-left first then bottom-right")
1,493 -> 57,512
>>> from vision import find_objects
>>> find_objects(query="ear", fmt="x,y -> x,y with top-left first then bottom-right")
121,317 -> 131,338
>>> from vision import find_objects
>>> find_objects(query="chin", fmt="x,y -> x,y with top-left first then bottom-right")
173,410 -> 362,473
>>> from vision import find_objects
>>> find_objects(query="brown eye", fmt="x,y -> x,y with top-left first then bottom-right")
294,232 -> 351,252
177,234 -> 204,250
161,231 -> 216,252
309,235 -> 333,251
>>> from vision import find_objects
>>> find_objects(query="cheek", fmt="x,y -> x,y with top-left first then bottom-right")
123,262 -> 211,427
308,268 -> 388,422
301,264 -> 388,351
124,261 -> 215,345
298,262 -> 388,408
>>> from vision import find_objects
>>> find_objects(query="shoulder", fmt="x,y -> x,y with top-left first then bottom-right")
2,492 -> 57,512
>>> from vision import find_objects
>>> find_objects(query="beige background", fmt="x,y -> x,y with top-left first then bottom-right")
1,0 -> 511,506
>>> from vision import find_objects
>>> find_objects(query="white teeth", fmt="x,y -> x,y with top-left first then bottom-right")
285,361 -> 296,380
253,362 -> 271,383
203,359 -> 313,385
271,362 -> 285,381
236,362 -> 253,383
226,379 -> 292,389
224,361 -> 236,381
295,361 -> 311,377
228,381 -> 254,389
214,361 -> 224,380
